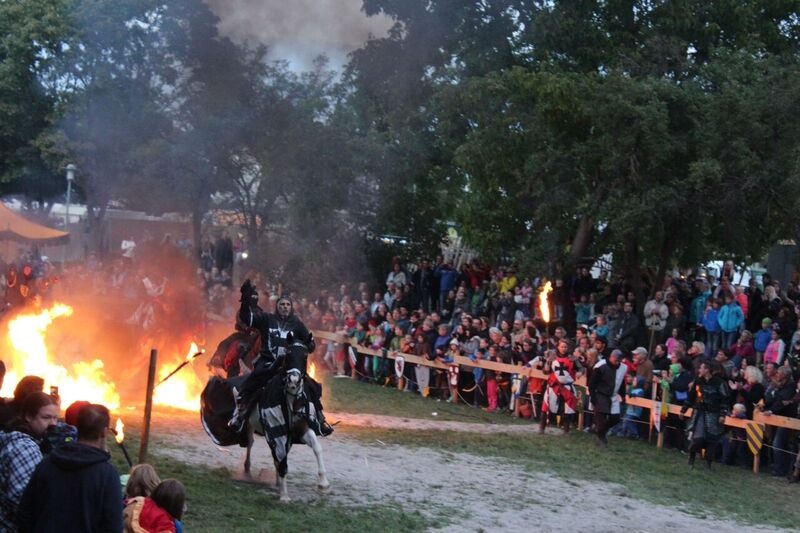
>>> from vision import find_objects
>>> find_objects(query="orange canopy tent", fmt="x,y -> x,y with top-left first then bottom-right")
0,203 -> 69,243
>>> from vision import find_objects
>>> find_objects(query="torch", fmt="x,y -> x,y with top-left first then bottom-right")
114,417 -> 133,468
538,281 -> 553,350
156,349 -> 205,387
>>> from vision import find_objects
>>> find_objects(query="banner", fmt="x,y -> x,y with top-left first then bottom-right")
448,365 -> 459,386
395,356 -> 405,378
746,422 -> 765,456
348,346 -> 357,368
652,400 -> 661,432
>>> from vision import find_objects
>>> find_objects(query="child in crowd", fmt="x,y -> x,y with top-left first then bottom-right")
122,472 -> 186,533
609,375 -> 645,439
721,403 -> 748,467
666,328 -> 680,356
125,463 -> 160,499
575,294 -> 592,326
593,314 -> 609,340
703,298 -> 721,357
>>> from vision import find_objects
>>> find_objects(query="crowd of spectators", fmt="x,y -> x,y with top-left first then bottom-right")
254,256 -> 800,479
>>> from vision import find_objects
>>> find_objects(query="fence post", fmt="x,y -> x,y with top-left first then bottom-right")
138,348 -> 158,465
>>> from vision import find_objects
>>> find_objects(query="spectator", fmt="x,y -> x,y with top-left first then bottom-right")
764,324 -> 786,366
125,463 -> 161,499
644,291 -> 669,347
0,392 -> 58,530
386,263 -> 406,288
729,330 -> 755,367
124,478 -> 186,533
754,317 -> 773,365
608,374 -> 645,439
434,262 -> 457,313
702,298 -> 721,357
17,403 -> 123,533
737,365 -> 765,420
762,366 -> 796,478
615,301 -> 640,354
0,376 -> 45,431
632,347 -> 653,386
718,293 -> 744,348
712,346 -> 734,377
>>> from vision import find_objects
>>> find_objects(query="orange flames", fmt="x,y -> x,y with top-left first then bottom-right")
0,303 -> 120,410
308,361 -> 317,381
538,281 -> 553,324
115,417 -> 125,444
153,342 -> 204,411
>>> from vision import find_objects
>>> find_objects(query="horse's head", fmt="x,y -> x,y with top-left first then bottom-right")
284,340 -> 308,396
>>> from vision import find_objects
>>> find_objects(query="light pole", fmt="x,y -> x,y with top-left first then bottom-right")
63,164 -> 76,266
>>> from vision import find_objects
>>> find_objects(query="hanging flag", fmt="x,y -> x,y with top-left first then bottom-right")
746,422 -> 765,456
652,400 -> 661,432
448,365 -> 459,386
348,346 -> 357,368
395,356 -> 405,378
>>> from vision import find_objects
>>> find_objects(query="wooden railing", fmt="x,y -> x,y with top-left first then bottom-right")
314,330 -> 800,473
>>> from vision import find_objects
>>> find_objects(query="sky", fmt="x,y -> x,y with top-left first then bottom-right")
204,0 -> 394,71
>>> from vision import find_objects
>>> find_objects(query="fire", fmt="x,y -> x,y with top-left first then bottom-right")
538,281 -> 553,324
153,342 -> 204,411
308,361 -> 317,381
1,303 -> 120,410
115,418 -> 125,444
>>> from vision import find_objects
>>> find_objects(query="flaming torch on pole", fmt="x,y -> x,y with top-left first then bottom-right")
156,348 -> 205,387
538,281 -> 553,349
114,417 -> 133,468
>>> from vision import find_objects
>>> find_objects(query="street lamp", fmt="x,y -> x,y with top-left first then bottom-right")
63,164 -> 76,266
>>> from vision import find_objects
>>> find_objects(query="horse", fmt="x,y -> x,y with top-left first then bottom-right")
244,339 -> 330,502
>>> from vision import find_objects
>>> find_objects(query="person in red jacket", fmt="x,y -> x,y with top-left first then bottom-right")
539,340 -> 583,434
124,479 -> 186,533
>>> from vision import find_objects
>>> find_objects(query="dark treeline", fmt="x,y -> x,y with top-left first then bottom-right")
3,1 -> 800,292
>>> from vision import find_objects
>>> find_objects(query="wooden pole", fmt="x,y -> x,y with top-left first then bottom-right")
138,348 -> 158,465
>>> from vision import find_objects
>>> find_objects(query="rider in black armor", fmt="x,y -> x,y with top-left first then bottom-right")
228,279 -> 333,436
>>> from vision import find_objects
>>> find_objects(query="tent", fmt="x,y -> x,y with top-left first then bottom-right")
0,203 -> 69,243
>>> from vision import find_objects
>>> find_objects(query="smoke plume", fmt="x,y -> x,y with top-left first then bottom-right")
204,0 -> 393,70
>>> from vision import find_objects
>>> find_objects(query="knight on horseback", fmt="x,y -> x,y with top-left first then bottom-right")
228,279 -> 334,436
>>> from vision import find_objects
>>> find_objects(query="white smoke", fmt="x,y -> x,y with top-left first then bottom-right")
204,0 -> 393,70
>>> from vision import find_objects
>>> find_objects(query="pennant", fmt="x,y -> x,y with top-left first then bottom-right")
746,422 -> 765,456
395,355 -> 405,378
448,364 -> 459,386
652,401 -> 661,432
348,346 -> 357,368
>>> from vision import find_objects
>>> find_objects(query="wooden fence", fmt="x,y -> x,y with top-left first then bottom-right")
313,330 -> 800,474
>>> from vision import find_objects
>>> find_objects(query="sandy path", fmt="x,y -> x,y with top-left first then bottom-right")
147,409 -> 782,532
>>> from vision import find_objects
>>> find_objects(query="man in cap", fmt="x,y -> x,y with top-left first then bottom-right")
229,280 -> 333,436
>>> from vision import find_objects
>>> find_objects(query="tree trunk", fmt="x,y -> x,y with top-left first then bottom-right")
568,213 -> 594,268
652,233 -> 677,298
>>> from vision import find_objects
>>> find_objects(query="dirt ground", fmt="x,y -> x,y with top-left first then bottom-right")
149,409 -> 783,532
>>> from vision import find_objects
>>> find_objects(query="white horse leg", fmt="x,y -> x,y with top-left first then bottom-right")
273,457 -> 290,502
303,429 -> 330,492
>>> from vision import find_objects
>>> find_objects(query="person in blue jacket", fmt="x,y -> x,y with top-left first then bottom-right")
753,317 -> 773,365
717,294 -> 744,351
702,298 -> 721,358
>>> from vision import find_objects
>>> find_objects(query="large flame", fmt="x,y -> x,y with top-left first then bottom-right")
115,417 -> 125,444
1,303 -> 120,410
153,342 -> 204,411
538,281 -> 553,324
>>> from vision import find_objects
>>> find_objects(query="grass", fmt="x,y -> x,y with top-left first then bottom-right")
337,425 -> 800,530
324,374 -> 527,426
109,425 -> 433,532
